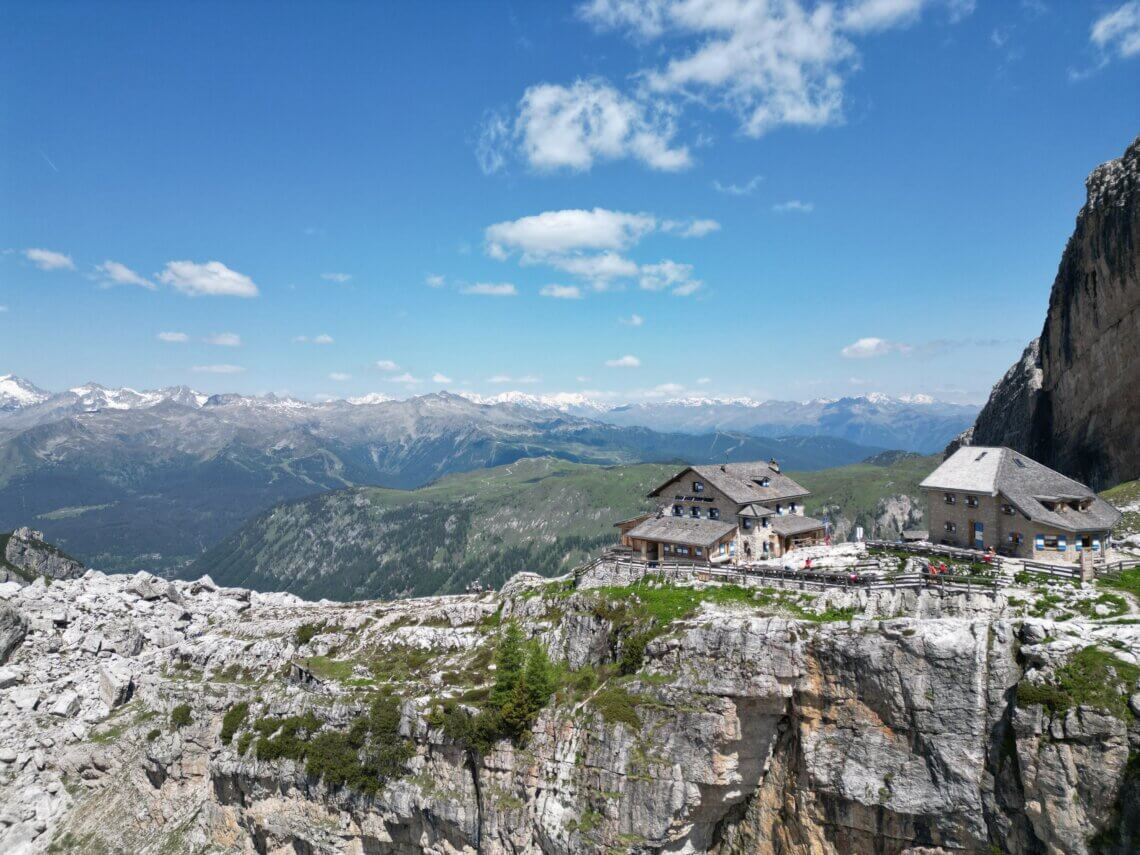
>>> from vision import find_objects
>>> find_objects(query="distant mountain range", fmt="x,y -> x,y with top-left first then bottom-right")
465,391 -> 977,453
0,375 -> 905,573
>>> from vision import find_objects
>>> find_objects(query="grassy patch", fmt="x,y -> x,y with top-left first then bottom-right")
1017,646 -> 1140,719
220,701 -> 249,744
305,656 -> 354,681
1104,567 -> 1140,600
169,703 -> 193,729
590,684 -> 641,729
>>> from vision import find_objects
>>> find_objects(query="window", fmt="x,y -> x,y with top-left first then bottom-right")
1007,532 -> 1023,546
690,506 -> 700,518
758,477 -> 770,487
965,496 -> 979,508
775,504 -> 783,515
944,493 -> 956,505
673,505 -> 683,517
675,545 -> 690,556
944,521 -> 957,533
694,547 -> 703,557
709,507 -> 720,520
761,518 -> 770,528
790,502 -> 798,513
1001,504 -> 1015,516
718,543 -> 726,555
742,517 -> 753,530
729,542 -> 736,555
692,481 -> 704,493
1040,535 -> 1059,549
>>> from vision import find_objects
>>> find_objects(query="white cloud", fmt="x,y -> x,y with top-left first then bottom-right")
313,334 -> 334,345
639,259 -> 701,296
425,274 -> 446,288
157,331 -> 189,343
540,284 -> 583,299
475,109 -> 512,175
191,364 -> 245,374
205,332 -> 242,347
461,282 -> 518,296
661,218 -> 720,238
841,0 -> 927,34
549,252 -> 640,282
486,79 -> 692,173
158,260 -> 259,298
24,248 -> 75,271
95,260 -> 154,289
486,208 -> 656,257
488,373 -> 540,384
713,175 -> 763,195
696,377 -> 711,384
840,337 -> 914,358
376,360 -> 400,372
605,354 -> 641,368
620,313 -> 644,326
390,372 -> 421,385
575,0 -> 972,144
432,372 -> 453,384
329,372 -> 351,381
772,200 -> 815,213
321,272 -> 351,283
1091,2 -> 1140,59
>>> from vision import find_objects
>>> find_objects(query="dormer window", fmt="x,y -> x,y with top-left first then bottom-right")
758,477 -> 770,488
742,517 -> 753,530
1001,504 -> 1015,516
692,481 -> 704,493
789,502 -> 798,513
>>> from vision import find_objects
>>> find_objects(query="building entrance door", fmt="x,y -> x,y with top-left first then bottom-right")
973,521 -> 984,550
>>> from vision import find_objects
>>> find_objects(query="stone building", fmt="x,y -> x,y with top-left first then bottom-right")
920,446 -> 1120,562
616,460 -> 826,563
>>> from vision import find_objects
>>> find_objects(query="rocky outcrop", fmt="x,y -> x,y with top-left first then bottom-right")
0,561 -> 1137,854
0,600 -> 25,663
1,528 -> 85,586
960,136 -> 1140,488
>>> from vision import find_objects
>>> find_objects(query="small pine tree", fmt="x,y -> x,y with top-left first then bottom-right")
491,622 -> 525,705
523,642 -> 555,713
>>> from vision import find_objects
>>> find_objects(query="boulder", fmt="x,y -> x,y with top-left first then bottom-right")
48,691 -> 79,718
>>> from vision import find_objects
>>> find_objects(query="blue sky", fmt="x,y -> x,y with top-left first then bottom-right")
1,0 -> 1138,405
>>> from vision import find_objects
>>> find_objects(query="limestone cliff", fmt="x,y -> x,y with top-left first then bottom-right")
0,528 -> 85,586
962,136 -> 1140,489
1,559 -> 1138,854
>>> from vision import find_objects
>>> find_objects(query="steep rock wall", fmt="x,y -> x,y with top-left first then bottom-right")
963,136 -> 1140,489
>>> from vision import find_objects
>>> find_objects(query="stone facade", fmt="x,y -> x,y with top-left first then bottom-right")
923,488 -> 1109,562
636,467 -> 820,561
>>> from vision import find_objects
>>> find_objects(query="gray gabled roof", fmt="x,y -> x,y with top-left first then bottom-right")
921,447 -> 1121,533
648,462 -> 810,505
624,515 -> 736,548
767,514 -> 827,536
737,502 -> 776,518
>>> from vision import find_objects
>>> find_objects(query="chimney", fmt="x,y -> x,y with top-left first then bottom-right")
768,458 -> 780,473
720,464 -> 726,472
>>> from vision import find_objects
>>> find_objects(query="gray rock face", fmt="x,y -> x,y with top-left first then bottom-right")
2,527 -> 85,586
0,566 -> 1137,854
961,136 -> 1140,488
0,599 -> 26,663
